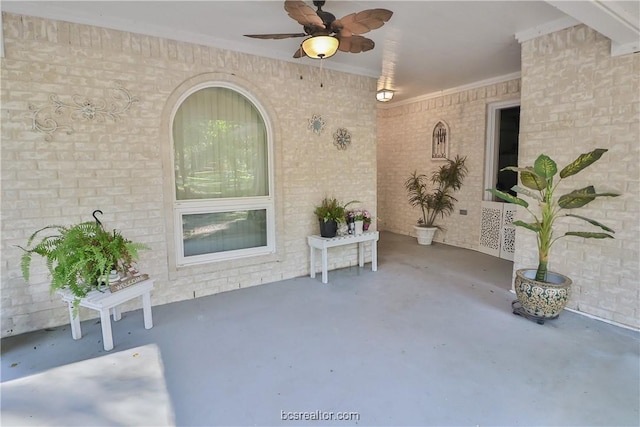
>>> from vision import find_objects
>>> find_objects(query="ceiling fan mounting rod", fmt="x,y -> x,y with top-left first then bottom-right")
313,0 -> 326,11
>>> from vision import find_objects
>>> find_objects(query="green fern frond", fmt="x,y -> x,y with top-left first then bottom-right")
18,220 -> 149,300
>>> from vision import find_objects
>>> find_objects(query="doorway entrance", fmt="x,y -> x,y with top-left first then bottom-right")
480,100 -> 520,260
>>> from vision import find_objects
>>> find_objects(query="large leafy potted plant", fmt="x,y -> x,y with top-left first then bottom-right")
19,221 -> 149,306
488,148 -> 619,323
404,155 -> 468,245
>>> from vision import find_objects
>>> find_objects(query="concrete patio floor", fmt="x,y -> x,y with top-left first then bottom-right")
2,231 -> 639,426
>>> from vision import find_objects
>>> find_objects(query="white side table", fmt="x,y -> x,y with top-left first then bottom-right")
57,279 -> 154,351
307,231 -> 379,284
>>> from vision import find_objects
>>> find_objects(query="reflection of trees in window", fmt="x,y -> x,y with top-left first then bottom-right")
172,84 -> 273,265
173,87 -> 268,200
182,210 -> 267,256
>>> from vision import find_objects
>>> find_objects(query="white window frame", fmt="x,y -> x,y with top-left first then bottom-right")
170,82 -> 275,266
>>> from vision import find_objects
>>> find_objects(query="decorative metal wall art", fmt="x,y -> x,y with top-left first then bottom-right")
30,82 -> 140,141
308,114 -> 325,135
432,120 -> 449,160
333,128 -> 351,150
480,204 -> 501,252
478,201 -> 516,261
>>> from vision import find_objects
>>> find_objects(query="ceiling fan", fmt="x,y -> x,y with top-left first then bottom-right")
244,0 -> 393,59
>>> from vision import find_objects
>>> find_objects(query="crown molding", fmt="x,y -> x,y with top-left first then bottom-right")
377,72 -> 521,109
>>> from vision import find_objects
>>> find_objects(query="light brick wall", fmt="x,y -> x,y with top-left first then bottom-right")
519,25 -> 639,328
377,80 -> 520,249
1,13 -> 377,337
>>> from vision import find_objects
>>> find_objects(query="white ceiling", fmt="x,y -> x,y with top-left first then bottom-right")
2,1 -> 639,104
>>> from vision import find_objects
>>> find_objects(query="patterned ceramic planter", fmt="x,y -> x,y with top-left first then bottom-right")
514,269 -> 572,319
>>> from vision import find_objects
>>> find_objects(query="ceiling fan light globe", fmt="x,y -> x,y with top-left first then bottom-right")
376,89 -> 394,102
302,36 -> 339,59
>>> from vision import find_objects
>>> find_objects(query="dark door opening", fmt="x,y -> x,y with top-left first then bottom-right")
496,106 -> 520,198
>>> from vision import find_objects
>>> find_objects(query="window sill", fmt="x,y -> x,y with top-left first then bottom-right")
168,250 -> 283,281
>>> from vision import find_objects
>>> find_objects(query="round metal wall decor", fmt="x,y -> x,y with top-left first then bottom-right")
308,114 -> 325,135
333,128 -> 351,150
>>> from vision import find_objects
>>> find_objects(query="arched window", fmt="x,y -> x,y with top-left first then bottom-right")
172,84 -> 274,265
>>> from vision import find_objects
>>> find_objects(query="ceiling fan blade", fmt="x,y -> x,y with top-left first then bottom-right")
284,0 -> 325,29
293,46 -> 305,58
244,33 -> 307,40
332,9 -> 393,37
337,35 -> 375,54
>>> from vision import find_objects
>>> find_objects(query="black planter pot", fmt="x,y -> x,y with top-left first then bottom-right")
319,219 -> 338,238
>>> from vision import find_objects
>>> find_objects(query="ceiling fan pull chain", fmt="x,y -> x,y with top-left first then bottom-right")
320,56 -> 324,88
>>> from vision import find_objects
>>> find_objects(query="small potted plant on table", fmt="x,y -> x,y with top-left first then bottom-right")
346,208 -> 373,235
314,197 -> 359,238
19,219 -> 149,307
347,209 -> 366,235
362,209 -> 372,231
314,197 -> 347,238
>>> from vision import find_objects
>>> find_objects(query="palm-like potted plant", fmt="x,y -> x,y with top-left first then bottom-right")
405,155 -> 468,245
19,221 -> 149,307
487,148 -> 619,323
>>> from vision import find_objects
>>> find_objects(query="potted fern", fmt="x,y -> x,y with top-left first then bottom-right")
404,155 -> 468,245
487,148 -> 619,323
19,221 -> 149,306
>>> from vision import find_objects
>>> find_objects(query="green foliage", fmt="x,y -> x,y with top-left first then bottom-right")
521,169 -> 547,191
512,220 -> 541,233
502,166 -> 547,190
405,155 -> 468,228
487,189 -> 529,207
19,222 -> 149,303
314,197 -> 358,224
511,185 -> 541,201
534,154 -> 557,179
559,148 -> 607,178
488,149 -> 620,282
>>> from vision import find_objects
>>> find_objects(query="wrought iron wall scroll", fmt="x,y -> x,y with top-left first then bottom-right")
432,120 -> 449,160
29,82 -> 139,141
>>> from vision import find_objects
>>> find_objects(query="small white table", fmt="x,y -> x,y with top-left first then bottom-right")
58,279 -> 154,351
307,231 -> 379,284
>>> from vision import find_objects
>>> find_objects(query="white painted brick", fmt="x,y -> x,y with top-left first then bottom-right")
377,25 -> 638,329
516,25 -> 639,328
1,12 -> 377,336
378,82 -> 517,250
